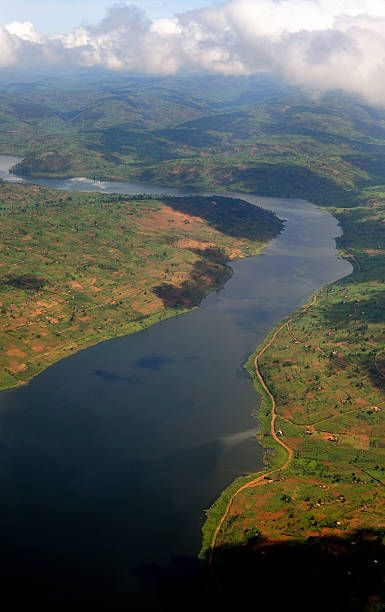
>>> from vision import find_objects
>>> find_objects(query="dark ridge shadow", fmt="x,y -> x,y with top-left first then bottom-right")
368,365 -> 385,393
105,529 -> 385,611
153,252 -> 232,308
162,195 -> 284,241
1,530 -> 385,611
344,153 -> 385,183
222,163 -> 353,207
321,293 -> 385,326
211,529 -> 385,612
127,557 -> 214,612
315,293 -> 385,393
0,273 -> 48,291
12,151 -> 72,176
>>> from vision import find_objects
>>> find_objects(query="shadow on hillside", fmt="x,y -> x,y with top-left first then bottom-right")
163,195 -> 283,241
322,294 -> 385,326
124,529 -> 385,611
208,529 -> 385,612
153,248 -> 232,308
3,529 -> 385,610
222,163 -> 353,207
316,291 -> 385,391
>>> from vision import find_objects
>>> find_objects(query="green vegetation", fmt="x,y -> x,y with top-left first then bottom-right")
203,191 -> 385,558
2,73 -> 385,210
0,182 -> 282,391
3,72 -> 385,571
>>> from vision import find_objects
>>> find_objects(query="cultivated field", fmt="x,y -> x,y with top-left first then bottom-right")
203,193 -> 385,562
0,183 -> 282,391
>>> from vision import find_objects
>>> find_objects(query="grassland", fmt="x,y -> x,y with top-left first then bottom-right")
202,192 -> 385,568
2,73 -> 385,210
0,182 -> 282,391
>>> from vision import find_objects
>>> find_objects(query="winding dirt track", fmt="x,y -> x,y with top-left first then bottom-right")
209,295 -> 318,565
209,321 -> 293,565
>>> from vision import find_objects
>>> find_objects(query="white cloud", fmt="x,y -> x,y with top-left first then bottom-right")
3,1 -> 385,104
5,21 -> 42,43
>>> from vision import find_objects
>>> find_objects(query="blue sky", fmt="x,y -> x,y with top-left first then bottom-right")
0,0 -> 213,32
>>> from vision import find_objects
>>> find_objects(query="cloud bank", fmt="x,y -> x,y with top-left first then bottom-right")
3,1 -> 385,104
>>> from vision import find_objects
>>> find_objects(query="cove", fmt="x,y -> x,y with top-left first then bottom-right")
0,156 -> 351,605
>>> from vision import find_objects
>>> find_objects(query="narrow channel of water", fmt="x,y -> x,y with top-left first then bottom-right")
0,155 -> 351,605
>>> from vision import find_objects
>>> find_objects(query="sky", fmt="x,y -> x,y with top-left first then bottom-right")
0,1 -> 212,33
2,1 -> 385,105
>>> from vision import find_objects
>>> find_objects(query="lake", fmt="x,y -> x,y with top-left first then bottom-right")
0,155 -> 351,606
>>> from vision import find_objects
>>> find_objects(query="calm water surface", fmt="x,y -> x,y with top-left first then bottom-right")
0,156 -> 351,605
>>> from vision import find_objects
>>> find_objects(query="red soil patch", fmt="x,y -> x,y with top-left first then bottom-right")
139,205 -> 204,231
176,238 -> 212,250
355,398 -> 368,407
6,347 -> 27,358
31,340 -> 45,353
69,280 -> 83,290
287,436 -> 304,449
30,308 -> 43,317
46,316 -> 59,324
9,362 -> 27,374
11,316 -> 27,328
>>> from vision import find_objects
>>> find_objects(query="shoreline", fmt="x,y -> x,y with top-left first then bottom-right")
201,231 -> 371,560
200,274 -> 353,559
199,300 -> 309,559
1,155 -> 354,566
0,155 -> 283,394
0,305 -> 188,394
0,245 -> 269,395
